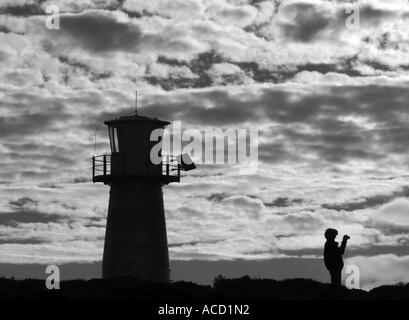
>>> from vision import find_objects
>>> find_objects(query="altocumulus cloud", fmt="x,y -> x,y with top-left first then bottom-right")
0,0 -> 409,288
46,11 -> 143,53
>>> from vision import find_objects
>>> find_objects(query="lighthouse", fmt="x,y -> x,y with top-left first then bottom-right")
92,111 -> 192,282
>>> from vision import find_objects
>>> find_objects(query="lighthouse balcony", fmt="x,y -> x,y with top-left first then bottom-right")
92,154 -> 180,184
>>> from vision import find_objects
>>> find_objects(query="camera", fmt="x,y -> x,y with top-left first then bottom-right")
343,235 -> 350,240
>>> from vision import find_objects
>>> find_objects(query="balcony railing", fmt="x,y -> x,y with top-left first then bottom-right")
92,154 -> 180,184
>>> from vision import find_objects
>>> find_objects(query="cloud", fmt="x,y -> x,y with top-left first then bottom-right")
279,2 -> 332,42
0,108 -> 68,137
122,0 -> 203,19
4,0 -> 408,94
367,197 -> 409,235
0,196 -> 76,226
0,0 -> 126,16
0,92 -> 70,138
205,2 -> 258,27
1,76 -> 409,267
0,237 -> 47,245
372,197 -> 409,226
141,83 -> 409,167
322,186 -> 409,211
221,195 -> 264,218
205,192 -> 230,202
45,11 -> 142,53
1,1 -> 409,290
0,1 -> 44,16
0,211 -> 63,225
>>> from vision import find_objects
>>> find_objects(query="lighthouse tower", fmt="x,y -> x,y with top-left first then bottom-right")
92,112 -> 185,282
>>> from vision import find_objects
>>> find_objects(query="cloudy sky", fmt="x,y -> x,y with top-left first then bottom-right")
1,0 -> 409,290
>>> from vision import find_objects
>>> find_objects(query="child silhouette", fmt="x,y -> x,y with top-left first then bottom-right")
324,228 -> 349,287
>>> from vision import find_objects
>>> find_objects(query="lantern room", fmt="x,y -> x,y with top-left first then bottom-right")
92,113 -> 181,184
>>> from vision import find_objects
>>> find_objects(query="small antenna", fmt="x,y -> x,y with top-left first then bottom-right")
135,91 -> 138,114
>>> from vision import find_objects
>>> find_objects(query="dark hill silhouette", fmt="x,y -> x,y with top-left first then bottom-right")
0,276 -> 408,300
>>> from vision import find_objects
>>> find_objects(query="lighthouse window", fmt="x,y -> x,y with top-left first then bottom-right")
108,127 -> 119,153
113,127 -> 119,152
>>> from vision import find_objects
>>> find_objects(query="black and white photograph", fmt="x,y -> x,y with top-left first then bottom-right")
0,0 -> 409,314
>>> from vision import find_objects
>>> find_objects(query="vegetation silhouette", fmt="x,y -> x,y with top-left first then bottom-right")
0,276 -> 408,300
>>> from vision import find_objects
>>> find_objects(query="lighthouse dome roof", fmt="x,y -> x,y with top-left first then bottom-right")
104,113 -> 170,126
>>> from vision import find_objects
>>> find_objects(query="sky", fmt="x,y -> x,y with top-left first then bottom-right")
1,0 -> 409,291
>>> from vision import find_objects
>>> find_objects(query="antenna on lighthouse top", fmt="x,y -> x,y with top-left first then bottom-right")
135,91 -> 138,114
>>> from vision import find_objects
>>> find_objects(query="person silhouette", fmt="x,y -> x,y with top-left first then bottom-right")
323,228 -> 350,287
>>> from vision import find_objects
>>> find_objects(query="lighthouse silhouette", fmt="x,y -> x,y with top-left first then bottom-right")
92,106 -> 194,282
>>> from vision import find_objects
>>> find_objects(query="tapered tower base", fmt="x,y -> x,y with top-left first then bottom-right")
102,180 -> 170,282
